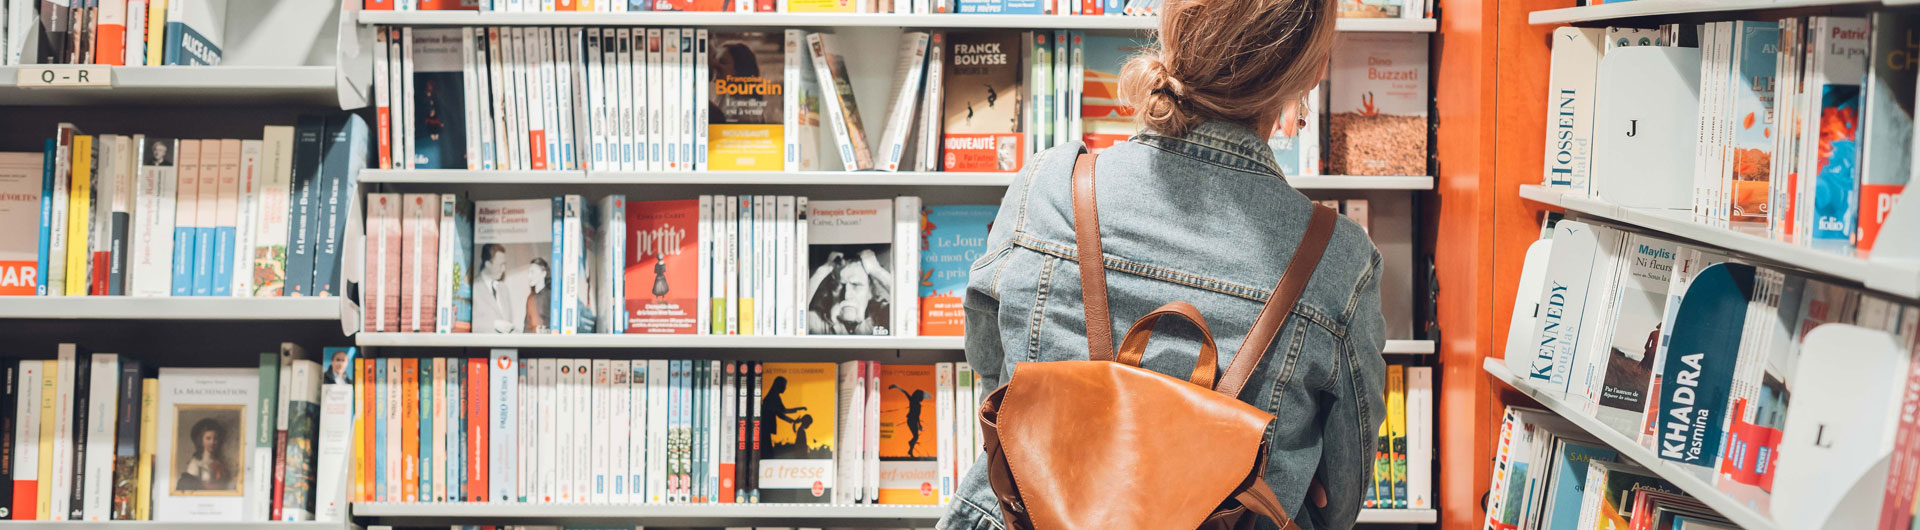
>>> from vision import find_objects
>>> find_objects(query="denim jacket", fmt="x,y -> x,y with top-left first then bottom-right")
940,121 -> 1388,530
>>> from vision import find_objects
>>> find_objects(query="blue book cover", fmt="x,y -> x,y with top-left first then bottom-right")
37,139 -> 53,296
549,196 -> 566,334
919,205 -> 997,336
283,115 -> 326,297
1810,18 -> 1869,248
314,115 -> 368,296
419,359 -> 434,499
1656,262 -> 1755,467
1727,22 -> 1779,225
162,0 -> 225,66
192,224 -> 214,295
1546,440 -> 1619,530
211,225 -> 234,296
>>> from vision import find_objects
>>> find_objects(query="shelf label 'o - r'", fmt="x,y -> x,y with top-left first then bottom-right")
16,66 -> 111,87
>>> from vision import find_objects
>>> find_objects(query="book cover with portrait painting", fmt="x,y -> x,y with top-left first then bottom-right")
878,364 -> 939,505
807,199 -> 894,336
759,362 -> 837,503
152,367 -> 258,521
471,199 -> 555,334
943,31 -> 1024,172
708,32 -> 786,171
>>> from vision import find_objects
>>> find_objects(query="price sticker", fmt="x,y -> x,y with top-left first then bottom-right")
15,66 -> 112,88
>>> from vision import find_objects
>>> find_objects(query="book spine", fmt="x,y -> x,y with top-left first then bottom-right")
47,128 -> 70,298
283,118 -> 323,297
64,134 -> 90,298
64,352 -> 89,521
314,382 -> 352,522
11,362 -> 40,521
1406,366 -> 1433,510
895,196 -> 920,336
646,359 -> 667,503
134,378 -> 154,519
464,359 -> 485,501
382,359 -> 398,502
47,349 -> 72,521
628,361 -> 646,503
189,138 -> 216,297
0,362 -> 14,521
936,361 -> 955,504
694,28 -> 709,171
248,353 -> 277,520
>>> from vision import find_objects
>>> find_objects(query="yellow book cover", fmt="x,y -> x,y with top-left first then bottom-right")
1386,364 -> 1407,509
708,32 -> 786,171
786,0 -> 856,12
401,358 -> 419,503
65,135 -> 92,296
1368,375 -> 1390,508
877,364 -> 938,505
760,362 -> 837,503
37,360 -> 56,519
144,0 -> 167,66
135,378 -> 157,520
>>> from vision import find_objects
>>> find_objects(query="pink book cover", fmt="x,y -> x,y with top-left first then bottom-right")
365,194 -> 402,333
405,193 -> 440,332
196,140 -> 222,250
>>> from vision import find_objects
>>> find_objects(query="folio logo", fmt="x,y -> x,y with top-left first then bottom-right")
496,355 -> 513,370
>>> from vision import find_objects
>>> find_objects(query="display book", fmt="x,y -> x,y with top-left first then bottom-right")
363,0 -> 1174,15
1481,405 -> 1737,530
345,354 -> 986,508
0,0 -> 229,66
0,342 -> 357,522
0,115 -> 366,299
1541,16 -> 1916,256
1506,216 -> 1920,520
374,192 -> 999,338
1360,364 -> 1433,511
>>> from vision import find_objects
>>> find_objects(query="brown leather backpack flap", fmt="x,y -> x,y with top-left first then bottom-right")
995,360 -> 1276,530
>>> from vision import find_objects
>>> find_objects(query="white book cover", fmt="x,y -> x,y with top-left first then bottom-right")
231,139 -> 260,297
893,197 -> 921,337
547,29 -> 570,171
434,194 -> 458,333
744,196 -> 759,335
566,28 -> 588,171
542,359 -> 563,502
795,197 -> 810,334
151,367 -> 257,521
597,359 -> 619,503
49,345 -> 75,520
681,29 -> 697,173
865,360 -> 880,502
698,195 -> 714,334
807,33 -> 863,171
538,29 -> 560,171
1069,32 -> 1084,149
725,197 -> 739,335
646,358 -> 669,503
512,360 -> 528,502
433,358 -> 450,501
485,28 -> 514,170
765,196 -> 779,334
647,29 -> 665,172
312,383 -> 352,522
1053,32 -> 1069,148
584,29 -> 605,171
935,361 -> 955,504
253,128 -> 294,297
1522,220 -> 1607,398
460,29 -> 482,170
609,28 -> 630,172
777,196 -> 797,336
487,348 -> 518,503
129,137 -> 176,297
806,199 -> 894,335
375,29 -> 394,169
695,28 -> 710,171
573,358 -> 592,503
956,362 -> 975,478
506,28 -> 530,171
399,28 -> 418,170
783,30 -> 805,172
664,28 -> 683,171
46,126 -> 72,297
628,360 -> 647,502
82,354 -> 118,520
525,359 -> 545,502
1543,27 -> 1604,191
1566,227 -> 1628,408
835,360 -> 863,504
709,360 -> 723,501
560,196 -> 583,333
917,35 -> 945,172
1406,366 -> 1433,510
12,361 -> 40,512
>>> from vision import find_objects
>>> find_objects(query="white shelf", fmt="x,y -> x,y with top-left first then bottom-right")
1528,0 -> 1877,25
363,169 -> 1431,190
1519,184 -> 1920,298
0,297 -> 342,320
358,11 -> 1437,32
0,66 -> 339,106
350,502 -> 1434,524
357,332 -> 964,349
1484,358 -> 1778,530
0,524 -> 350,530
1384,339 -> 1435,355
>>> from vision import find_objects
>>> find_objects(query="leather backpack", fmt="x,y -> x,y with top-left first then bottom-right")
976,153 -> 1336,530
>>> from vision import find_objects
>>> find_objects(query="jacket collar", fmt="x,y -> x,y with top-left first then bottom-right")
1131,120 -> 1285,178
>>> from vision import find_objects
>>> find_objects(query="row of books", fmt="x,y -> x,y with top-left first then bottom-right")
1365,364 -> 1432,511
0,343 -> 355,522
1507,216 -> 1920,520
1483,406 -> 1738,530
1540,14 -> 1917,255
368,0 -> 1437,17
377,25 -> 1429,177
0,116 -> 367,298
348,354 -> 984,507
365,193 -> 999,337
1,0 -> 230,66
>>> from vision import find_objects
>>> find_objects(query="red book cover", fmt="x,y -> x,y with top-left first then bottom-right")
624,200 -> 700,334
89,252 -> 107,295
401,358 -> 420,503
403,193 -> 439,332
755,0 -> 776,11
467,358 -> 488,501
365,0 -> 396,9
418,0 -> 479,8
1081,0 -> 1101,15
942,32 -> 1025,173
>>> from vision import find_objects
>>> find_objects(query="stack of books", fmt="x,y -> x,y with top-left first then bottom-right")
2,0 -> 231,66
1484,406 -> 1736,530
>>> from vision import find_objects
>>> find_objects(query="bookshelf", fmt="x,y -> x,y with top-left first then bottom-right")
350,502 -> 1440,525
0,524 -> 354,530
1518,184 -> 1920,299
0,66 -> 342,106
1482,359 -> 1779,530
358,11 -> 1439,32
363,169 -> 1436,189
358,333 -> 1434,353
1525,0 -> 1879,24
0,297 -> 341,320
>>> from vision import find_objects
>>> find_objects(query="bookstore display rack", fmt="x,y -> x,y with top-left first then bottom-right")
356,10 -> 1441,32
362,169 -> 1439,189
1526,0 -> 1882,24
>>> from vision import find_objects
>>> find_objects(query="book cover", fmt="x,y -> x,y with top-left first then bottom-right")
446,195 -> 475,332
404,194 -> 440,332
282,116 -> 325,297
0,152 -> 41,295
250,126 -> 293,297
1542,27 -> 1605,191
245,354 -> 277,520
1519,220 -> 1606,397
11,361 -> 40,521
278,361 -> 318,520
806,33 -> 873,171
876,32 -> 930,172
876,364 -> 938,505
918,205 -> 994,336
161,0 -> 222,65
806,199 -> 894,336
65,134 -> 91,298
758,362 -> 835,503
1859,12 -> 1919,251
1328,33 -> 1428,176
227,139 -> 258,298
312,379 -> 351,521
1807,18 -> 1868,248
208,139 -> 239,297
1593,236 -> 1680,436
411,28 -> 468,170
472,199 -> 554,334
624,199 -> 698,334
312,115 -> 367,297
151,367 -> 256,521
708,31 -> 786,171
943,31 -> 1024,172
364,194 -> 401,333
1727,22 -> 1780,226
1338,0 -> 1400,18
1386,364 -> 1408,508
126,137 -> 172,298
1655,262 -> 1756,468
1581,461 -> 1682,530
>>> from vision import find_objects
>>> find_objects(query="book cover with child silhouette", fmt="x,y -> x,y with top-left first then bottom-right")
759,362 -> 837,502
878,364 -> 939,505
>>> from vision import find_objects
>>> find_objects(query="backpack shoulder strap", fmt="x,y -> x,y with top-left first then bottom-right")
1071,153 -> 1115,361
1215,205 -> 1338,398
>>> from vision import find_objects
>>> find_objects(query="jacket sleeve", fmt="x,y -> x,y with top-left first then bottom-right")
1310,254 -> 1388,529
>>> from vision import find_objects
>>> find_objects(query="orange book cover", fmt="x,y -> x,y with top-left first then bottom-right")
466,358 -> 487,501
357,358 -> 375,501
878,364 -> 939,504
917,206 -> 995,336
401,358 -> 420,503
417,0 -> 478,8
364,0 -> 395,9
556,0 -> 576,9
941,32 -> 1025,173
624,200 -> 700,334
94,1 -> 126,66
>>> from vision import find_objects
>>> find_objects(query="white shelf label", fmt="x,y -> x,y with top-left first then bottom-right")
15,66 -> 111,87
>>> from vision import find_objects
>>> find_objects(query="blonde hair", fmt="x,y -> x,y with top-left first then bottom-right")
1119,0 -> 1339,137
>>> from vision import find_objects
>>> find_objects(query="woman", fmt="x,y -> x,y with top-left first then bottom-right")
177,418 -> 234,492
938,0 -> 1387,526
525,257 -> 551,334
